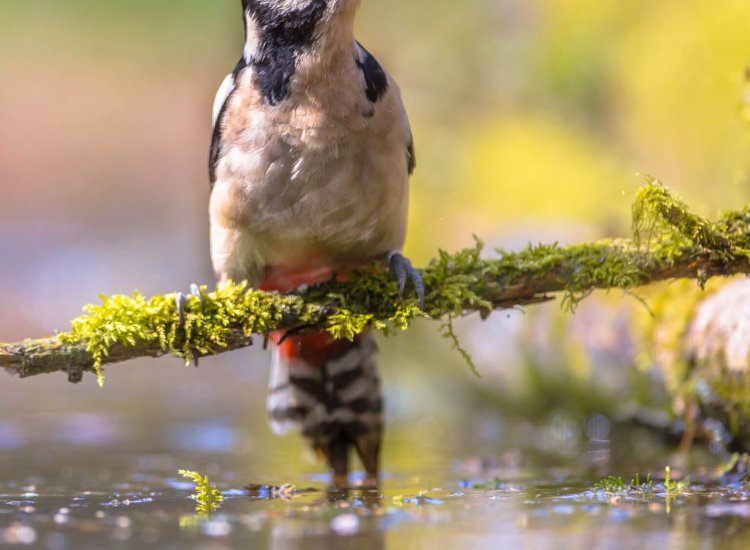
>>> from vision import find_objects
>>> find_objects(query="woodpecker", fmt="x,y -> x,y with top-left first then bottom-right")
208,0 -> 422,487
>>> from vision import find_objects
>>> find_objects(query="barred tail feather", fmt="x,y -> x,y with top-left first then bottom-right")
266,332 -> 382,442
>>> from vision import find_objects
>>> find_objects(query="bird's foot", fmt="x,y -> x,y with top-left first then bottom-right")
388,252 -> 425,310
175,284 -> 204,367
175,284 -> 204,325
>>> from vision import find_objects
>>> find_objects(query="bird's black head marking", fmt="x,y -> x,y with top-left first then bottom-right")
242,0 -> 329,105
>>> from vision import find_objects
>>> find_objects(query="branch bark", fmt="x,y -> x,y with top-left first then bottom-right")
1,183 -> 749,382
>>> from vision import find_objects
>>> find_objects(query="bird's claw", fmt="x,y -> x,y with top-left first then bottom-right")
175,293 -> 188,326
176,284 -> 205,325
388,252 -> 425,310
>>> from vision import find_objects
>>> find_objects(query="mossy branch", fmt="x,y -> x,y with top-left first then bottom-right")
2,181 -> 750,384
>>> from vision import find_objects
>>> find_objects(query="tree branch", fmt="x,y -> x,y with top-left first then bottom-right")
2,182 -> 749,383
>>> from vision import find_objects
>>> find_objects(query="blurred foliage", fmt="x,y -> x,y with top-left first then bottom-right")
634,280 -> 717,412
635,278 -> 750,443
2,0 -> 748,243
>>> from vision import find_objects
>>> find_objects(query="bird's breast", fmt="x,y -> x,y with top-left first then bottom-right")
210,75 -> 410,282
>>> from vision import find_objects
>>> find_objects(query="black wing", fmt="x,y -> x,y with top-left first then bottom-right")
355,42 -> 389,103
209,58 -> 248,186
355,42 -> 415,175
407,134 -> 416,175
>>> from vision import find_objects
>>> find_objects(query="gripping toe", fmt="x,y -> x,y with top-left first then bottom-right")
175,285 -> 204,326
175,293 -> 189,326
388,253 -> 425,310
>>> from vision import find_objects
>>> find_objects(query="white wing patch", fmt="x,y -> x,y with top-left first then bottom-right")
355,42 -> 366,65
244,12 -> 261,64
212,73 -> 236,128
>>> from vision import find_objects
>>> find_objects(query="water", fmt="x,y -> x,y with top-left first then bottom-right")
2,356 -> 750,548
3,448 -> 750,548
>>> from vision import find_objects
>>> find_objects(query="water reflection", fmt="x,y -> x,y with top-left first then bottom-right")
3,461 -> 750,548
1,362 -> 750,548
168,421 -> 238,453
267,488 -> 386,550
0,422 -> 26,451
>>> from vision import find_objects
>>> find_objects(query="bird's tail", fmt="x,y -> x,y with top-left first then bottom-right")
266,330 -> 383,483
260,263 -> 383,484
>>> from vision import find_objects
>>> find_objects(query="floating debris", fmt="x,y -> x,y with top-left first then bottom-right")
101,496 -> 154,508
245,483 -> 306,501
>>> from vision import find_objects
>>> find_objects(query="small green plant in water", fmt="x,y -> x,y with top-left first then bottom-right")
593,469 -> 691,514
593,475 -> 627,493
179,469 -> 224,515
663,466 -> 689,514
462,477 -> 505,490
663,466 -> 688,497
632,472 -> 654,495
593,473 -> 653,495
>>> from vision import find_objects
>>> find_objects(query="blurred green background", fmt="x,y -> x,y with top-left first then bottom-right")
1,0 -> 750,480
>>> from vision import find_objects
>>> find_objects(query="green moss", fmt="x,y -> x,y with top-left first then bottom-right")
178,469 -> 224,515
593,472 -> 658,495
57,181 -> 750,385
663,466 -> 688,496
632,176 -> 750,268
60,283 -> 301,386
663,465 -> 690,514
635,178 -> 724,249
593,475 -> 628,493
498,241 -> 647,310
591,469 -> 688,514
441,314 -> 481,377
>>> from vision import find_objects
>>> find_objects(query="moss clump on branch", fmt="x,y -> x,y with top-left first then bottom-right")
59,284 -> 296,386
633,177 -> 731,254
0,181 -> 747,386
491,240 -> 648,309
59,270 -> 429,386
632,177 -> 750,269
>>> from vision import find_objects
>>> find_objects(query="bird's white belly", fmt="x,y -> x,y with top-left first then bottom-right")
210,133 -> 408,283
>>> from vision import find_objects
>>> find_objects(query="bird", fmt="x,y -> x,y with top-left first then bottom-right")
207,0 -> 422,487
